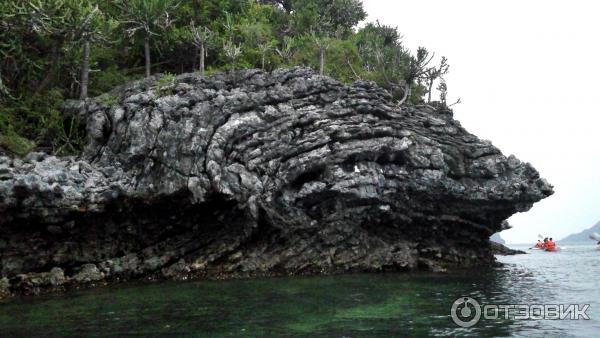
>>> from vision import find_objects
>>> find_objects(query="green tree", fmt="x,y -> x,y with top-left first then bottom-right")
221,11 -> 242,72
288,0 -> 365,75
312,32 -> 331,76
290,0 -> 365,35
11,0 -> 80,94
324,0 -> 366,36
399,47 -> 434,105
437,79 -> 447,105
424,56 -> 449,104
237,3 -> 278,70
72,3 -> 115,99
223,40 -> 242,73
117,0 -> 178,77
257,40 -> 276,70
355,22 -> 411,101
275,36 -> 295,65
189,21 -> 213,77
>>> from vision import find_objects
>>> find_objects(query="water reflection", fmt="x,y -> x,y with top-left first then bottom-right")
0,245 -> 598,337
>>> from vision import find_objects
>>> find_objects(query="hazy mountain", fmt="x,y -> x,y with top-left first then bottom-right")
559,221 -> 600,243
490,233 -> 506,244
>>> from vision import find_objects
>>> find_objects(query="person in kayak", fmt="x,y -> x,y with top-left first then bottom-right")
534,240 -> 544,249
546,238 -> 557,251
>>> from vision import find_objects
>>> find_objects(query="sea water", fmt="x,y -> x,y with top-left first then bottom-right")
1,244 -> 598,337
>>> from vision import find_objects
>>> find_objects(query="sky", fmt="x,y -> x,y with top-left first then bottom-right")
361,0 -> 600,243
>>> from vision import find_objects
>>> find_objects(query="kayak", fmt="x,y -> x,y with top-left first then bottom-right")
529,247 -> 558,251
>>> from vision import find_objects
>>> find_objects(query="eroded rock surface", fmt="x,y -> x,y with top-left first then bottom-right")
0,68 -> 553,297
490,242 -> 527,256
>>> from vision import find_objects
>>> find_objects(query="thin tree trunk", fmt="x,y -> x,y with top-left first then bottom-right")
192,0 -> 201,74
35,42 -> 61,95
427,78 -> 433,103
346,56 -> 361,80
79,40 -> 90,100
319,47 -> 325,75
398,83 -> 411,106
261,53 -> 265,70
144,35 -> 151,77
192,45 -> 198,72
199,43 -> 205,78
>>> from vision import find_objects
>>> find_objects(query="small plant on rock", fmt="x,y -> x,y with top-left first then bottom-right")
155,72 -> 177,96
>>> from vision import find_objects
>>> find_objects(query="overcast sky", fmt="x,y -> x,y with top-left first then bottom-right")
361,0 -> 600,243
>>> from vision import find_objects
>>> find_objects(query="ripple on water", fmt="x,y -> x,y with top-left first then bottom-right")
0,245 -> 598,337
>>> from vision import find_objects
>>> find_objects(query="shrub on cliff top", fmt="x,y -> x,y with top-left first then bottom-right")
0,0 -> 454,156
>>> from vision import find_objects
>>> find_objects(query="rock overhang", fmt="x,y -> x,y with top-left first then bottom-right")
0,67 -> 553,297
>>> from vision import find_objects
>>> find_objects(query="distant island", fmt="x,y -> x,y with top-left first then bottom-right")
490,233 -> 506,244
559,221 -> 600,243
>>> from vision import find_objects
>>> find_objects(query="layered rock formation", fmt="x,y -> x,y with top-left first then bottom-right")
0,68 -> 553,297
490,241 -> 526,256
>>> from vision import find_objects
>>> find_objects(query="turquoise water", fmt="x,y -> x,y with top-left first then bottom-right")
0,245 -> 598,337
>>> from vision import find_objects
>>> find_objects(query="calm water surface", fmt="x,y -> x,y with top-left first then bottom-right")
1,244 -> 598,337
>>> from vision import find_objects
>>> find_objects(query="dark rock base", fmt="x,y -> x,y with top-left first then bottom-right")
490,241 -> 526,255
0,192 -> 501,299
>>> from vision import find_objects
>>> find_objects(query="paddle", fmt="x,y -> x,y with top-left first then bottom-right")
589,232 -> 600,242
529,234 -> 545,249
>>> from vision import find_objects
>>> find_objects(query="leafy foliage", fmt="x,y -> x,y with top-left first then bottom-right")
155,72 -> 177,95
0,128 -> 35,156
0,0 -> 453,156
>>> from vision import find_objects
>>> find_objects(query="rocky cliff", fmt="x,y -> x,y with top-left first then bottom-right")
0,68 -> 553,297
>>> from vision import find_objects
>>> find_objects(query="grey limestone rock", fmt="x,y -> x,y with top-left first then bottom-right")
0,68 -> 553,297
